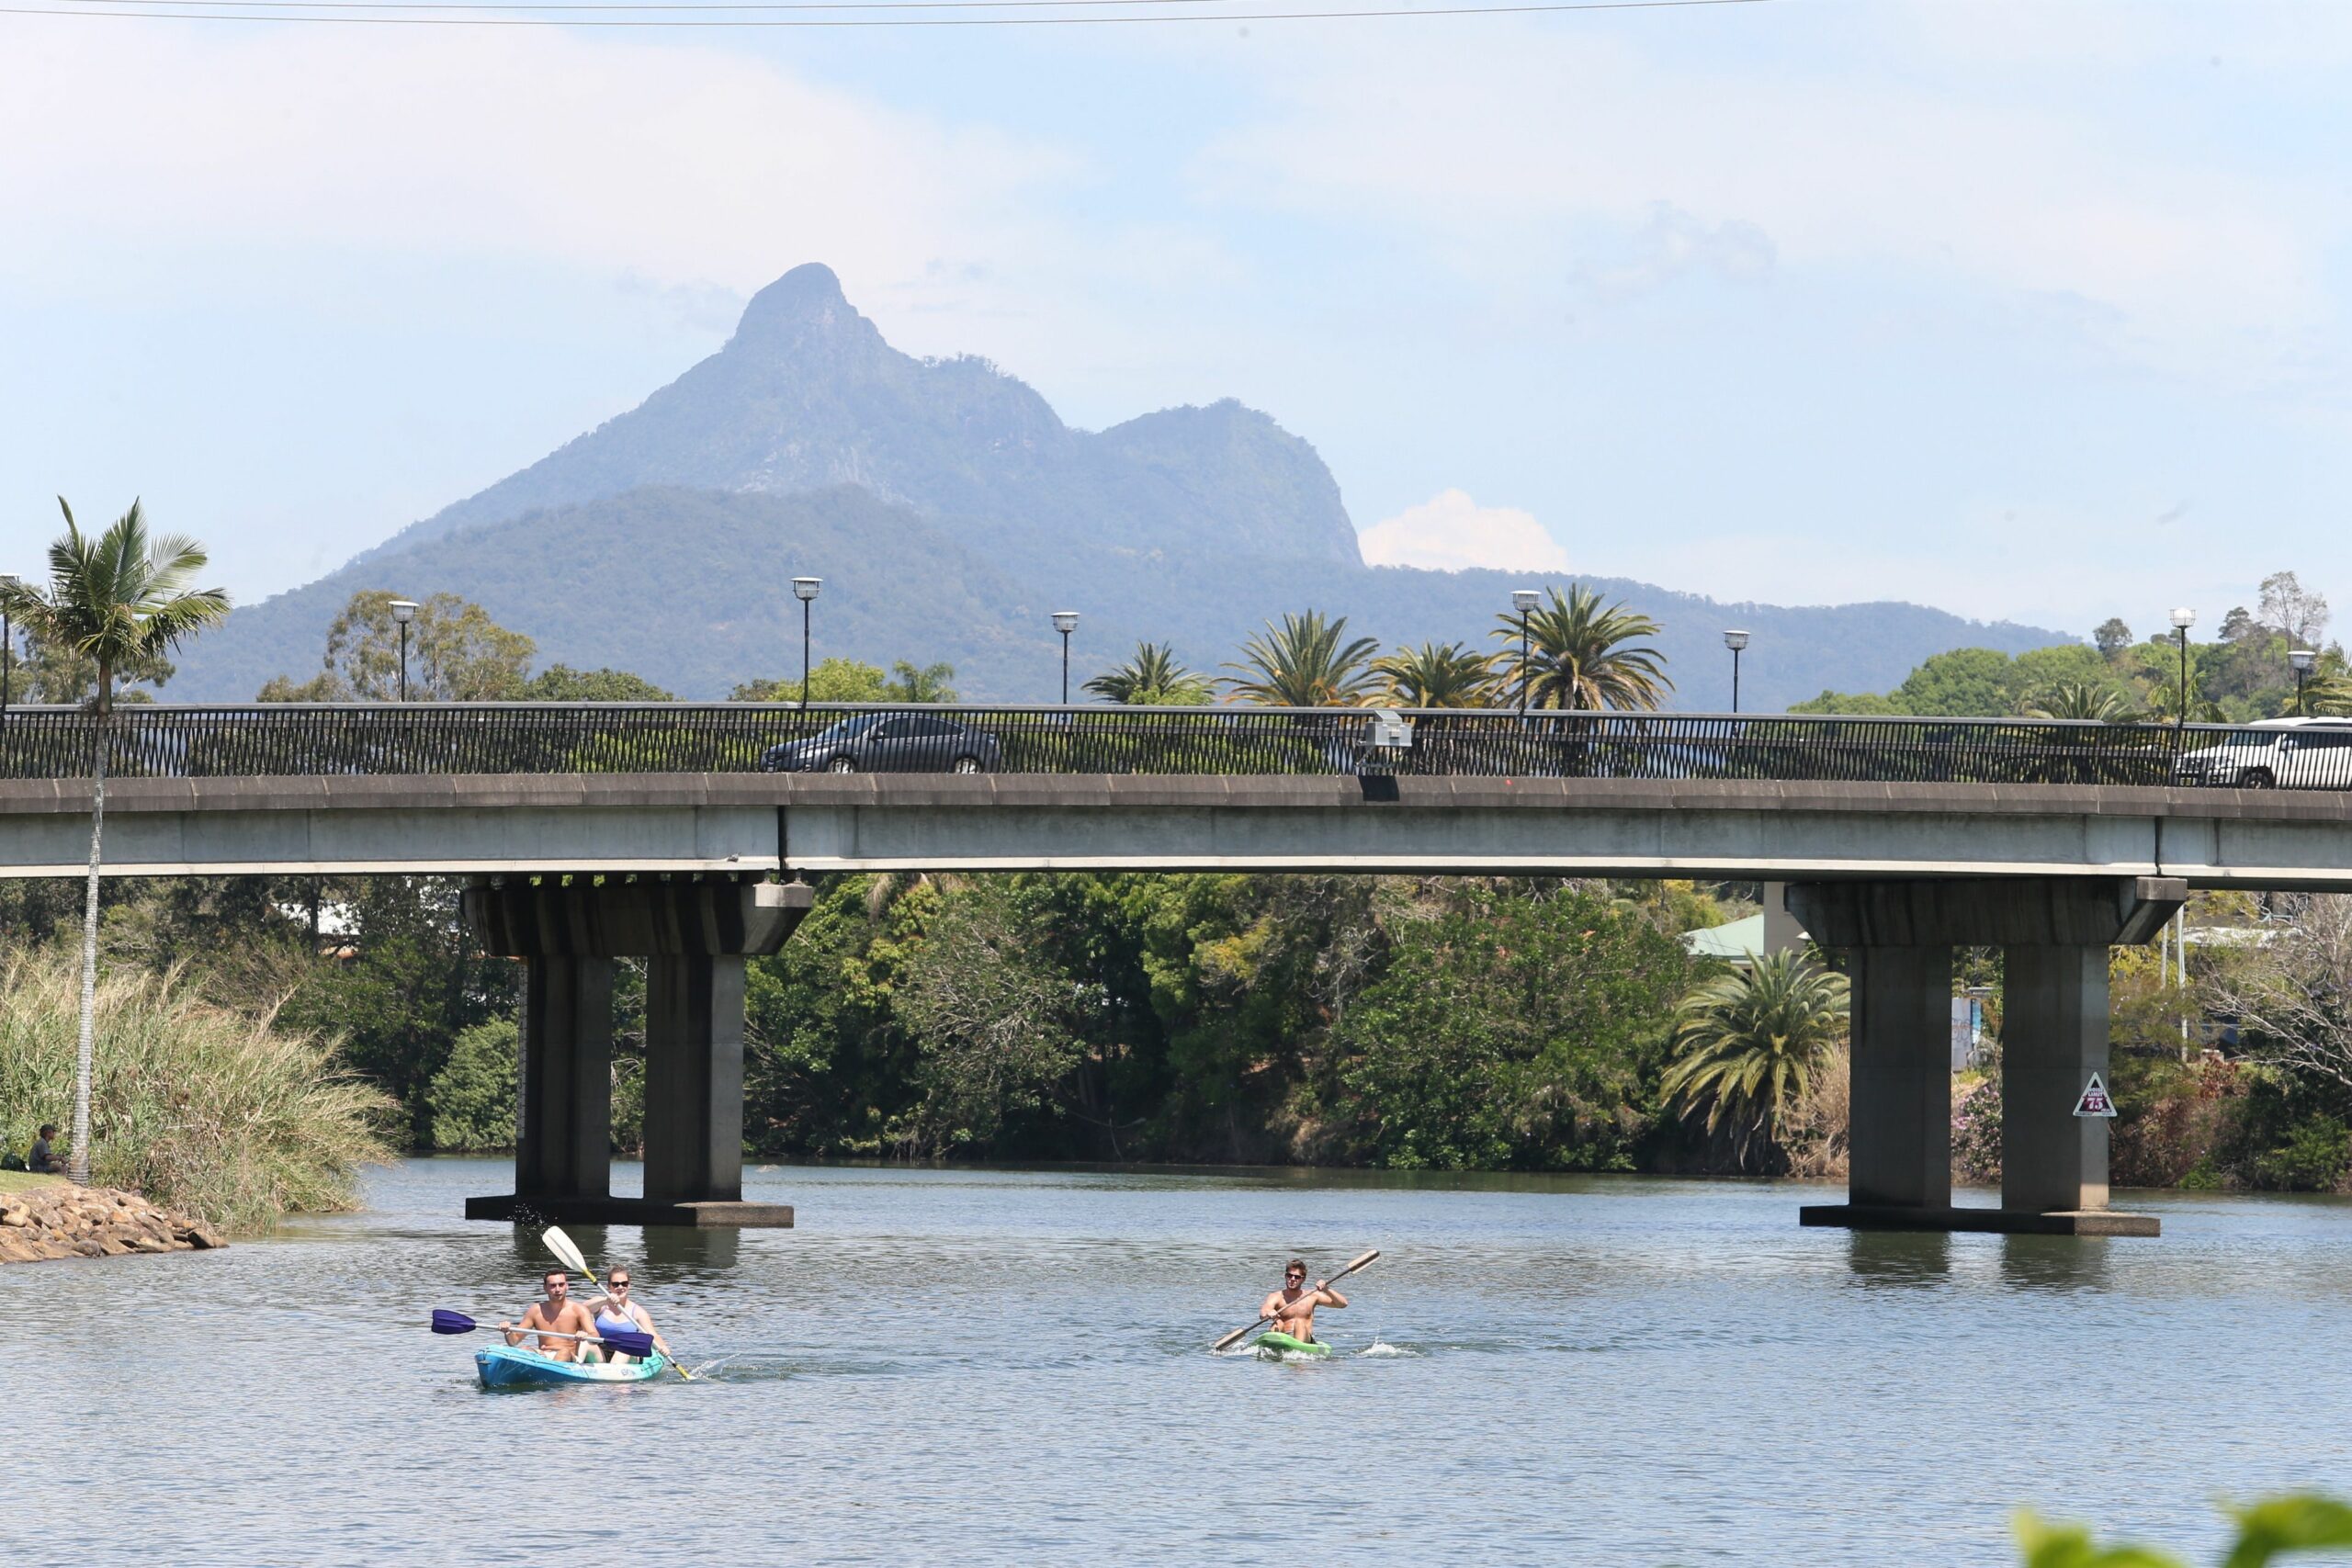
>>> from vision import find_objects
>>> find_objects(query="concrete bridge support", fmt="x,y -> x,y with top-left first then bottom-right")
1791,876 -> 2183,1237
460,874 -> 813,1227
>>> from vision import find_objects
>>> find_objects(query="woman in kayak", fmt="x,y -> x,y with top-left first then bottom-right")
1261,1258 -> 1348,1346
581,1268 -> 674,1365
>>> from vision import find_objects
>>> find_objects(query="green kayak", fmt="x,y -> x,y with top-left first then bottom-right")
1254,1331 -> 1333,1359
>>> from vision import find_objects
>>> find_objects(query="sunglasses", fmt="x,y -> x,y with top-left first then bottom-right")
608,1280 -> 630,1288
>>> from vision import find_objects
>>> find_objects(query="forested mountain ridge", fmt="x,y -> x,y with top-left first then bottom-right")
175,263 -> 2070,705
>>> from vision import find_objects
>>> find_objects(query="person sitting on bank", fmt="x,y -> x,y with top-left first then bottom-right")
500,1269 -> 601,1362
1260,1257 -> 1348,1346
581,1267 -> 673,1365
27,1125 -> 65,1175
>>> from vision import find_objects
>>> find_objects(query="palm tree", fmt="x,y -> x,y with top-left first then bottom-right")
1661,951 -> 1850,1166
0,500 -> 228,1183
1084,642 -> 1211,705
885,660 -> 958,704
1493,585 -> 1671,710
1222,612 -> 1380,707
1370,641 -> 1498,708
2022,681 -> 2141,723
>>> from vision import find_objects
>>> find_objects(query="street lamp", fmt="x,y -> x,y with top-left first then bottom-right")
2169,606 -> 2197,732
1511,589 -> 1541,716
387,599 -> 419,702
1723,629 -> 1750,714
0,573 -> 18,716
1051,611 -> 1080,704
2292,648 -> 2318,716
791,577 -> 822,707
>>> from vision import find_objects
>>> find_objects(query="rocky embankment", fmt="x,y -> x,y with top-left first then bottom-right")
0,1183 -> 225,1262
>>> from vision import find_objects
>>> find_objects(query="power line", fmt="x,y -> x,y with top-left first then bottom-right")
59,0 -> 1253,10
4,0 -> 1770,25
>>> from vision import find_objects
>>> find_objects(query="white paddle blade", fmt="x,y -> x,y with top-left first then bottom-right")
543,1225 -> 591,1277
1340,1249 -> 1380,1277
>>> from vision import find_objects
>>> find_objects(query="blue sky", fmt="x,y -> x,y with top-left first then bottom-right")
5,0 -> 2351,644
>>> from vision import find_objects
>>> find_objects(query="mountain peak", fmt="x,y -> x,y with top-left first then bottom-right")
728,263 -> 871,353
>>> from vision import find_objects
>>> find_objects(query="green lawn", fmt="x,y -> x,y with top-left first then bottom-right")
0,1170 -> 69,1196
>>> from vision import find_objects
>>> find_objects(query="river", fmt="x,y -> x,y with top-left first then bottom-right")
11,1159 -> 2350,1566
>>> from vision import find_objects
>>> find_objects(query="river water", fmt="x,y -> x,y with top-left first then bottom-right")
10,1159 -> 2349,1566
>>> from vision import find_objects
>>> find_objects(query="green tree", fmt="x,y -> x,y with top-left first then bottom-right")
426,1020 -> 518,1151
521,665 -> 673,702
1223,612 -> 1380,707
730,658 -> 892,703
258,590 -> 533,702
1371,641 -> 1498,707
1084,642 -> 1212,705
2022,681 -> 2141,722
1660,951 -> 1849,1166
2092,618 -> 2133,658
1788,689 -> 1905,716
1494,585 -> 1671,711
1333,885 -> 1692,1170
1892,647 -> 2018,716
884,660 -> 958,703
0,499 -> 229,1182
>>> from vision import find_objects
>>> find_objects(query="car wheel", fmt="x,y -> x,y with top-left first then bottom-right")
2242,769 -> 2277,789
828,755 -> 858,774
950,755 -> 983,775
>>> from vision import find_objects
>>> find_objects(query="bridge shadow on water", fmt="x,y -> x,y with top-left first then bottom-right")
500,1223 -> 741,1280
1839,1229 -> 2115,1292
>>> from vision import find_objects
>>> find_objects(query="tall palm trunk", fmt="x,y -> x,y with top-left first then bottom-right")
70,701 -> 107,1185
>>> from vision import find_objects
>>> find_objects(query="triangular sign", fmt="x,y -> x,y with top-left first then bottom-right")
2073,1072 -> 2117,1120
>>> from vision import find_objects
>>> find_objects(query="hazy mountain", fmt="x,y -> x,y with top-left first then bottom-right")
178,264 -> 2070,708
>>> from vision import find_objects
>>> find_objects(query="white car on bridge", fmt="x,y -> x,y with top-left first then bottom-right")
2173,717 -> 2352,790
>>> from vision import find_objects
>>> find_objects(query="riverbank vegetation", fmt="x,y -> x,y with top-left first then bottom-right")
0,945 -> 395,1231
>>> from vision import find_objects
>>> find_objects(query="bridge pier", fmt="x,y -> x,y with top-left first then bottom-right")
460,874 -> 813,1227
1792,876 -> 2183,1238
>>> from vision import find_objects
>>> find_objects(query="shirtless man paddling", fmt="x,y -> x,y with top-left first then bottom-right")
502,1269 -> 600,1361
1261,1258 -> 1348,1345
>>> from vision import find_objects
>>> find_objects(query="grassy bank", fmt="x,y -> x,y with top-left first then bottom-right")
0,946 -> 399,1233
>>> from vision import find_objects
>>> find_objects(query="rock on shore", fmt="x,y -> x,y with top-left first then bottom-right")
0,1184 -> 226,1262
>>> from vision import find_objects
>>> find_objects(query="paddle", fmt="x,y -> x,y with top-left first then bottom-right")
1211,1249 -> 1380,1352
543,1226 -> 694,1382
430,1308 -> 656,1360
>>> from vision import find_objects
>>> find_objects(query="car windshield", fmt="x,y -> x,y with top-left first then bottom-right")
810,714 -> 884,741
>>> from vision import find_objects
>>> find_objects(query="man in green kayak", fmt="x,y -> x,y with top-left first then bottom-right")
501,1269 -> 601,1362
1261,1258 -> 1348,1345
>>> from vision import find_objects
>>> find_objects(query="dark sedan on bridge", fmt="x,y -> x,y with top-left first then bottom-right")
761,712 -> 1003,774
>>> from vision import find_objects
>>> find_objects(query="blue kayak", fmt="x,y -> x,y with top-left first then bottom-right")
475,1347 -> 671,1389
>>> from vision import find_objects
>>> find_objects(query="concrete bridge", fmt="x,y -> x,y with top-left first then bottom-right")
7,702 -> 2351,1238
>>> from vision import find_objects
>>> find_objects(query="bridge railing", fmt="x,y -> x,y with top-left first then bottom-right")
0,704 -> 2340,789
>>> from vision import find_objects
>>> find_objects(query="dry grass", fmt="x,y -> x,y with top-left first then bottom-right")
1783,1043 -> 1851,1179
0,946 -> 398,1233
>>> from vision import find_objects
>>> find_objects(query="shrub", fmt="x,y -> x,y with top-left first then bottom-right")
2250,1114 -> 2351,1193
426,1020 -> 517,1152
0,945 -> 397,1232
1951,1077 -> 2002,1186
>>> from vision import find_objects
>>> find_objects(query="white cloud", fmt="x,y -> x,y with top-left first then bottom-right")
1360,489 -> 1568,573
1193,17 -> 2335,378
0,18 -> 1081,340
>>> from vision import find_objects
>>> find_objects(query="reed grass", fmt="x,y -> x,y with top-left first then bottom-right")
0,945 -> 398,1233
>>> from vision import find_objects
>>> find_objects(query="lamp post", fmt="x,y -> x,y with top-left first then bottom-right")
792,577 -> 822,707
2169,606 -> 2196,733
1051,611 -> 1080,704
2292,648 -> 2317,716
0,573 -> 18,716
388,599 -> 418,702
1723,628 -> 1750,714
1511,589 -> 1540,716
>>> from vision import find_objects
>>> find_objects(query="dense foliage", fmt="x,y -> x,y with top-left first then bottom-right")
1794,570 -> 2348,721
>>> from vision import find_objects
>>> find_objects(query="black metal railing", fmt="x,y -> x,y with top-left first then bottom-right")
0,704 -> 2346,791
